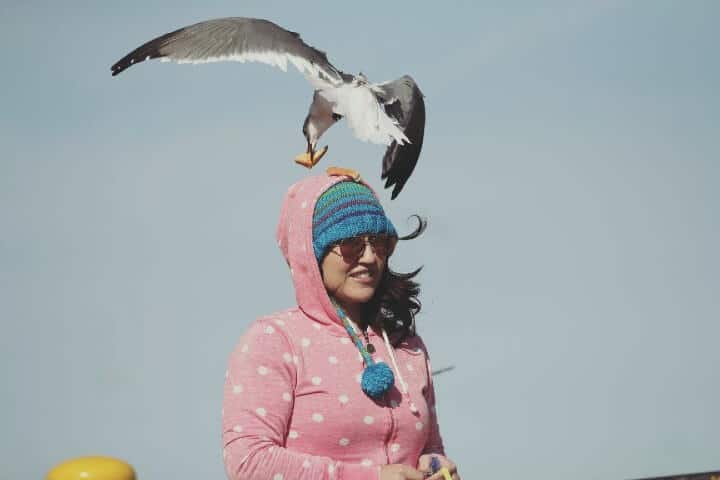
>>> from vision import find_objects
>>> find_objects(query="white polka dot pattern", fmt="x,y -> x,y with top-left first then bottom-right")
221,313 -> 443,477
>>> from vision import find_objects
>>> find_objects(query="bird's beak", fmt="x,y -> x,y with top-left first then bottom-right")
294,143 -> 328,168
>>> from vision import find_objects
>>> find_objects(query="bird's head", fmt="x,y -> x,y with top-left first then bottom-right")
352,73 -> 368,86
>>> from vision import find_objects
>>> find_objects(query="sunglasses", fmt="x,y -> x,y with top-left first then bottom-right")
330,235 -> 397,262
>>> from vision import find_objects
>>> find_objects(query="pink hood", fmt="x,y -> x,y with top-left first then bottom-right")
276,173 -> 365,334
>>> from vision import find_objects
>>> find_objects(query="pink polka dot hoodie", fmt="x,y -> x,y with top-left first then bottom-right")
222,173 -> 445,480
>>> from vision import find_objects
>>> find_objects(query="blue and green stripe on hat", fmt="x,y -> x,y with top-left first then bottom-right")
313,181 -> 397,261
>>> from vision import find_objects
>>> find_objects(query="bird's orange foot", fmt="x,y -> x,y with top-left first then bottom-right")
326,166 -> 361,182
294,146 -> 328,168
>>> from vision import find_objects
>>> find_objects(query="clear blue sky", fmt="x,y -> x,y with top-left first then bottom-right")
1,1 -> 719,479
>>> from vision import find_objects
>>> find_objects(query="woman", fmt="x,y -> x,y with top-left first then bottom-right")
222,172 -> 460,480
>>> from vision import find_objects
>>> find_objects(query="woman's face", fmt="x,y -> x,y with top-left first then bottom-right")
321,236 -> 392,310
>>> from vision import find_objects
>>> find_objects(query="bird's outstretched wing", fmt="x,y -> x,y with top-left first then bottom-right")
376,76 -> 425,199
110,17 -> 344,89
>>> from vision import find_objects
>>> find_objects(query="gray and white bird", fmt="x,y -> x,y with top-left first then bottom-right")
111,17 -> 425,198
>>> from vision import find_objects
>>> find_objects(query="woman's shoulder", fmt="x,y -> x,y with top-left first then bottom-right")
233,307 -> 312,350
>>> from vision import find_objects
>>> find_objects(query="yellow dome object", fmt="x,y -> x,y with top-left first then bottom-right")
47,456 -> 136,480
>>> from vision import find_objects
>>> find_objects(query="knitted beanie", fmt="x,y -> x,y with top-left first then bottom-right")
312,181 -> 397,262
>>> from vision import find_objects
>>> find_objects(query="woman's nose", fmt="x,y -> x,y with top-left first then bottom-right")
357,241 -> 377,262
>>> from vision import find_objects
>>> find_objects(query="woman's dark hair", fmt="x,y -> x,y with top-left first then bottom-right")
365,215 -> 427,345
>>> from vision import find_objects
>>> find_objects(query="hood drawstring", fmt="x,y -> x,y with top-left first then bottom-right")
336,306 -> 394,400
381,328 -> 419,415
382,328 -> 407,394
334,302 -> 419,415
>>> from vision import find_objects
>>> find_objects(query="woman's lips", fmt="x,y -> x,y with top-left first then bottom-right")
349,270 -> 375,283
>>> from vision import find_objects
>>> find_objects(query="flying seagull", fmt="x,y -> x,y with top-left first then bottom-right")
111,17 -> 425,199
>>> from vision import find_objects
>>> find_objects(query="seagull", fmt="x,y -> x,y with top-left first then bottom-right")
111,17 -> 425,199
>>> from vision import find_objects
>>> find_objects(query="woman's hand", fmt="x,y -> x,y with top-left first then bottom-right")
417,454 -> 461,480
379,464 -> 426,480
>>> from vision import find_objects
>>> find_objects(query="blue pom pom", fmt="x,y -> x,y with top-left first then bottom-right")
361,362 -> 395,399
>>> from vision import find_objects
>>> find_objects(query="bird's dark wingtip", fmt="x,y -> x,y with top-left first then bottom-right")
382,177 -> 405,200
110,61 -> 130,77
390,183 -> 403,200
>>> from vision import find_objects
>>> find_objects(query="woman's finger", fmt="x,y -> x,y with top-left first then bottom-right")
427,467 -> 456,480
435,456 -> 458,478
403,465 -> 426,480
438,457 -> 456,471
416,454 -> 432,473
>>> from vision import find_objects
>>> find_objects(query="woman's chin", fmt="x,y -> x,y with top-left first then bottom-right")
339,286 -> 377,305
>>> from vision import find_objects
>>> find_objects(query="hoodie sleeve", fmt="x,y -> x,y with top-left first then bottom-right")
419,339 -> 446,456
222,319 -> 377,480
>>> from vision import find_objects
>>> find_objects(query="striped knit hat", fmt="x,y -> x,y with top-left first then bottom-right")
312,181 -> 397,262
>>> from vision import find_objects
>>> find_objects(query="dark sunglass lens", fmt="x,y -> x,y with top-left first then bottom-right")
370,236 -> 393,256
339,237 -> 365,259
369,236 -> 384,255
